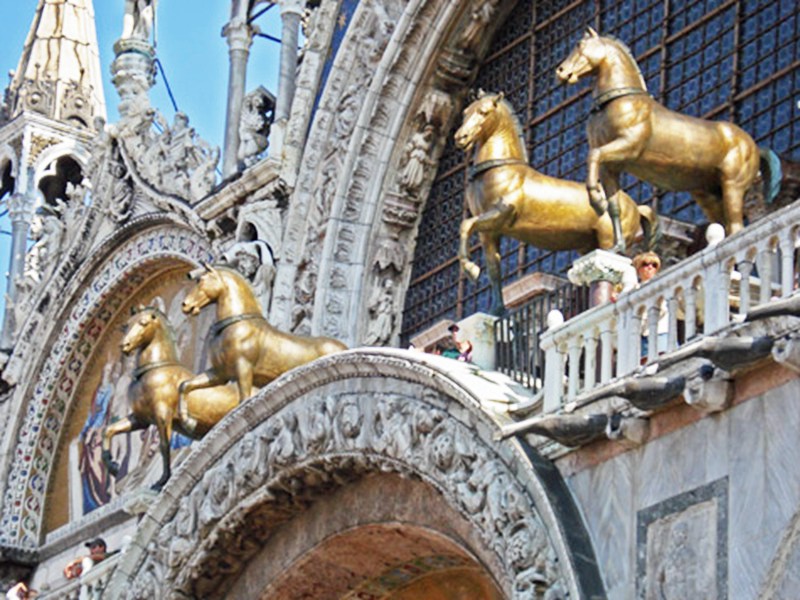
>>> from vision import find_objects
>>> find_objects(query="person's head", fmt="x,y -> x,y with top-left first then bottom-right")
85,538 -> 107,560
633,251 -> 661,282
448,323 -> 460,338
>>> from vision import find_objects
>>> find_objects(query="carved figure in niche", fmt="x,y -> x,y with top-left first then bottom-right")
107,146 -> 134,222
222,240 -> 275,315
198,463 -> 234,532
19,204 -> 64,293
399,124 -> 435,196
556,29 -> 774,246
101,306 -> 239,490
179,264 -> 347,432
238,88 -> 274,168
333,84 -> 361,142
454,91 -> 658,315
122,0 -> 157,42
458,0 -> 500,52
364,277 -> 395,346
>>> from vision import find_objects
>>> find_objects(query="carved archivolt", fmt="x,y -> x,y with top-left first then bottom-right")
272,0 -> 512,345
0,223 -> 212,548
109,351 -> 578,599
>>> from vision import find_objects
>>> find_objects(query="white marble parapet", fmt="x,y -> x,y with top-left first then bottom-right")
541,199 -> 800,412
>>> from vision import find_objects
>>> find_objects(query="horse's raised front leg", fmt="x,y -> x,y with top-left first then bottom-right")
458,200 -> 516,282
101,414 -> 146,477
178,368 -> 228,435
481,233 -> 506,316
587,127 -> 648,216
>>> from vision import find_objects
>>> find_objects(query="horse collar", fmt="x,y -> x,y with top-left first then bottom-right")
591,87 -> 649,113
469,158 -> 527,180
133,360 -> 180,380
211,312 -> 265,337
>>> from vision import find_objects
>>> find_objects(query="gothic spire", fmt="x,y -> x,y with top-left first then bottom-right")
6,0 -> 106,127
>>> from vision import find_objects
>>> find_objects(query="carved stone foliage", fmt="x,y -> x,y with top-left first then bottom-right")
117,389 -> 567,599
0,226 -> 212,548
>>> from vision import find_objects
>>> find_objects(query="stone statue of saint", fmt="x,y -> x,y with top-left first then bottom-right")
121,0 -> 157,42
222,240 -> 275,314
365,278 -> 395,345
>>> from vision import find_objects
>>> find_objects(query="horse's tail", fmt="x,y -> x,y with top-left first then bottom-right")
638,205 -> 660,251
759,147 -> 783,204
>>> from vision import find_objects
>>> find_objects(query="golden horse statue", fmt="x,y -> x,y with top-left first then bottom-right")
557,28 -> 762,246
179,264 -> 347,431
101,306 -> 238,490
454,91 -> 657,315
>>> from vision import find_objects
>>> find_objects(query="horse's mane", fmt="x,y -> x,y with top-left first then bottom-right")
602,35 -> 647,91
494,97 -> 530,163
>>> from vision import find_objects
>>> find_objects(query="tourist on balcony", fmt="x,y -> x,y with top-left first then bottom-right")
63,538 -> 109,580
5,582 -> 35,599
634,252 -> 669,356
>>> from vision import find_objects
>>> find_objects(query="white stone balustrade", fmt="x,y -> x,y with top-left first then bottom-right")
540,201 -> 800,411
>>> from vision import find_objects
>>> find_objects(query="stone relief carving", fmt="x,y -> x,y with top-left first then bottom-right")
457,0 -> 501,54
289,0 -> 402,335
364,277 -> 396,345
398,123 -> 436,197
238,87 -> 275,168
119,391 -> 567,599
219,239 -> 275,314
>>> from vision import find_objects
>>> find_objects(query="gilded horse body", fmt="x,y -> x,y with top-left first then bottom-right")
557,28 -> 761,245
179,264 -> 346,431
454,92 -> 657,315
101,307 -> 238,490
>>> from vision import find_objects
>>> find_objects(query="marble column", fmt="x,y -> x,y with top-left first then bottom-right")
1,193 -> 35,347
567,249 -> 636,307
274,0 -> 304,122
222,15 -> 255,177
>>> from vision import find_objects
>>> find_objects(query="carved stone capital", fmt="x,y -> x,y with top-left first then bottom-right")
568,249 -> 635,287
277,0 -> 305,17
222,18 -> 255,52
6,193 -> 35,225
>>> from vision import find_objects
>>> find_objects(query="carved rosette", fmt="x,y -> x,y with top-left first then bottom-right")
113,365 -> 571,599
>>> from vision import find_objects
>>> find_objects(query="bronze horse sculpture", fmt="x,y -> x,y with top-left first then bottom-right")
557,28 -> 763,246
179,264 -> 347,432
101,306 -> 238,490
454,91 -> 657,315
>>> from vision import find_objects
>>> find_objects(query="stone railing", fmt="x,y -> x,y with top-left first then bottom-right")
36,552 -> 119,600
539,202 -> 800,413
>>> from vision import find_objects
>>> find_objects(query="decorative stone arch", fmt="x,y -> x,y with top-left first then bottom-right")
108,350 -> 605,599
0,218 -> 212,549
0,142 -> 19,183
32,141 -> 91,183
271,0 -> 516,344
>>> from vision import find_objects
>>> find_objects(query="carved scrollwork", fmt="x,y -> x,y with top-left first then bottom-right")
120,391 -> 567,599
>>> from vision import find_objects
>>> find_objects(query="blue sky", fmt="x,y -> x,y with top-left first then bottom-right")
0,1 -> 283,323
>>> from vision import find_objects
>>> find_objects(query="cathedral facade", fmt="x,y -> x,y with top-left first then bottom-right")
0,0 -> 799,598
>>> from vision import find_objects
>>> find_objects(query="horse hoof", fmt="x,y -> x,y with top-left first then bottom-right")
182,416 -> 198,435
150,480 -> 165,492
464,263 -> 481,281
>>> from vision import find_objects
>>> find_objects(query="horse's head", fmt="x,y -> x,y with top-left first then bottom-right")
455,91 -> 506,152
121,306 -> 164,354
182,262 -> 224,315
556,27 -> 606,84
